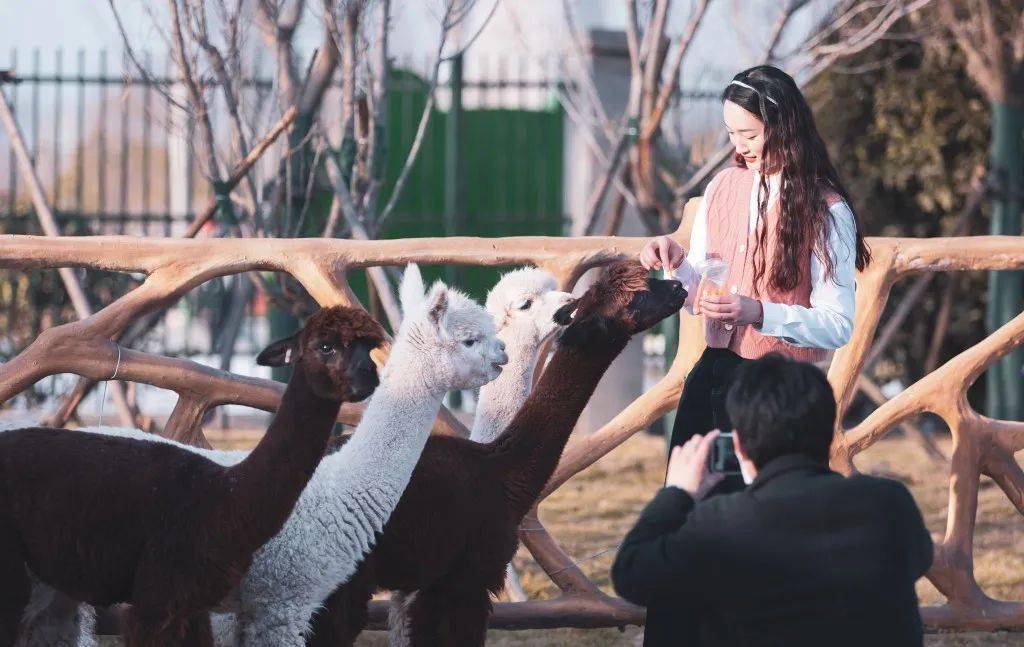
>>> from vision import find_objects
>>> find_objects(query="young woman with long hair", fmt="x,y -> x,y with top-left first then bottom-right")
639,64 -> 870,489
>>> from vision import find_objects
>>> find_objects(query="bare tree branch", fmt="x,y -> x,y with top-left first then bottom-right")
185,107 -> 298,237
187,0 -> 263,227
325,156 -> 403,329
642,0 -> 711,140
0,87 -> 136,427
167,0 -> 225,187
441,0 -> 502,63
362,0 -> 391,217
107,0 -> 192,111
680,0 -> 934,201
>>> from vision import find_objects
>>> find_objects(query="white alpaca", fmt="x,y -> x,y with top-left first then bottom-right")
21,265 -> 507,647
470,267 -> 573,444
14,579 -> 95,647
472,267 -> 570,605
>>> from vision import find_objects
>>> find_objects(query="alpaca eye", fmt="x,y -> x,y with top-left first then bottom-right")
462,339 -> 477,347
318,343 -> 335,355
518,299 -> 533,311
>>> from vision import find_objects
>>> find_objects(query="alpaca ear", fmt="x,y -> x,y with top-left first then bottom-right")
256,334 -> 299,367
553,299 -> 580,325
399,263 -> 426,316
425,282 -> 450,333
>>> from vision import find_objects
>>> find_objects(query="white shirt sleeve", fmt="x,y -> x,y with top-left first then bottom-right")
756,201 -> 857,349
671,178 -> 715,314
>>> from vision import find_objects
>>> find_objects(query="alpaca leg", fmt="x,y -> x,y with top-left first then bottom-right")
123,611 -> 213,647
436,589 -> 490,647
121,607 -> 182,647
307,562 -> 375,647
404,587 -> 490,647
387,591 -> 415,647
182,614 -> 213,647
0,537 -> 29,646
402,590 -> 442,647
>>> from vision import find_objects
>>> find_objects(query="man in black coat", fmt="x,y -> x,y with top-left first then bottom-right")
612,354 -> 934,647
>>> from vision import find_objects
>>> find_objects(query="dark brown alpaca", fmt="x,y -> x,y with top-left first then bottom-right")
307,261 -> 687,646
0,306 -> 385,647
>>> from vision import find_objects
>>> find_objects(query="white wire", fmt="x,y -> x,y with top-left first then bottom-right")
97,344 -> 122,427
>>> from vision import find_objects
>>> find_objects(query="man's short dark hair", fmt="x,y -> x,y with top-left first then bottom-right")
726,354 -> 836,466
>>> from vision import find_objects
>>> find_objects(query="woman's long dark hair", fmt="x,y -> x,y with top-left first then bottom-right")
721,65 -> 870,294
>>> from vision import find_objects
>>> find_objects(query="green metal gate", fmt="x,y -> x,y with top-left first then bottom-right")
349,57 -> 565,304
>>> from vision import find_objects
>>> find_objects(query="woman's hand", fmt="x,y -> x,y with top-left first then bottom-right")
700,293 -> 764,327
639,236 -> 684,272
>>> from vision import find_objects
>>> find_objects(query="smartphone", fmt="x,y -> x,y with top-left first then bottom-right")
708,432 -> 741,475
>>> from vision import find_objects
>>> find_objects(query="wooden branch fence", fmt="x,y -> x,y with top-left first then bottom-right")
0,202 -> 1022,632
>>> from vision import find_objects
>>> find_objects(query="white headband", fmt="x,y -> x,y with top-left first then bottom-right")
730,79 -> 779,106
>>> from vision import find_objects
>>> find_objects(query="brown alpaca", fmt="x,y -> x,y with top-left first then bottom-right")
0,306 -> 385,647
307,261 -> 687,646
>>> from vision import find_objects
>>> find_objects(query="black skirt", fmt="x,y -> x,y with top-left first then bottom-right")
668,346 -> 750,494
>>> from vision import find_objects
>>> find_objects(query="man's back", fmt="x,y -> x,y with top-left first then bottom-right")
613,454 -> 933,647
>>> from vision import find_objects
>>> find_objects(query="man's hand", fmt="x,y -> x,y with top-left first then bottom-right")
639,235 -> 684,273
700,293 -> 763,327
666,431 -> 725,500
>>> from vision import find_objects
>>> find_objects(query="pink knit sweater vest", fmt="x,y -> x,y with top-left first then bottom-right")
703,166 -> 829,363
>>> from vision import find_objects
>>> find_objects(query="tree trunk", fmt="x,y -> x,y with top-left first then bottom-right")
985,101 -> 1024,420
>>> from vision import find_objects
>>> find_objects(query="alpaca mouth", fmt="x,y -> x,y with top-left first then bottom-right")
491,362 -> 504,373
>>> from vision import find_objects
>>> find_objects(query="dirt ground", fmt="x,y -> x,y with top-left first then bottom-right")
96,431 -> 1022,646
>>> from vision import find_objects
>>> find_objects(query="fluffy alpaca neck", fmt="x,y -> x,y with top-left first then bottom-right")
318,356 -> 443,530
487,334 -> 629,521
470,336 -> 540,444
228,367 -> 339,532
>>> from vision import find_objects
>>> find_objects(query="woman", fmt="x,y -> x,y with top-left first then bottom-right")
640,65 -> 870,489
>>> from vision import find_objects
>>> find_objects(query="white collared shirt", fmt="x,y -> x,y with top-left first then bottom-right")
671,170 -> 858,350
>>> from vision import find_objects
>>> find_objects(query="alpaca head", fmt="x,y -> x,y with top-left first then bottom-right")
554,260 -> 686,345
256,306 -> 386,402
485,267 -> 574,352
391,264 -> 508,392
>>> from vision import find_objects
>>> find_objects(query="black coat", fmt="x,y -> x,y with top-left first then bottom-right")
612,454 -> 933,647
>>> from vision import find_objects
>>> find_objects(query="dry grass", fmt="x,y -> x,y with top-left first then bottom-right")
97,431 -> 1022,645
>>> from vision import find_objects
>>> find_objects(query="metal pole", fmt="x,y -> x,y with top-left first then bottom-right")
985,100 -> 1024,420
443,54 -> 464,243
444,53 -> 464,409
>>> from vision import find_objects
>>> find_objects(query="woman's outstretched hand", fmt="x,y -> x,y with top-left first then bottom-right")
639,236 -> 684,272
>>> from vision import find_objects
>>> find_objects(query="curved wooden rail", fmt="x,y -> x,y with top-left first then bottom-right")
1,210 -> 1022,631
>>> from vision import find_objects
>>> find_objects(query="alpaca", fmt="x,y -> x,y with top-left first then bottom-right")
470,268 -> 572,602
306,260 -> 687,647
0,305 -> 385,647
223,265 -> 507,646
22,265 -> 508,647
470,267 -> 573,444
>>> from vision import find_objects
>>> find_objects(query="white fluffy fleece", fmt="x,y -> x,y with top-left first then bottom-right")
470,267 -> 573,443
388,268 -> 571,643
21,265 -> 507,647
14,576 -> 96,647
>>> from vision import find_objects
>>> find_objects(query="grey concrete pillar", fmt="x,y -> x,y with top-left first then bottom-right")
563,29 -> 651,436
